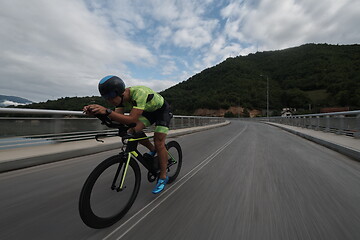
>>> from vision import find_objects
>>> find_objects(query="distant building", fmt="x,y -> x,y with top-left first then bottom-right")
320,107 -> 349,113
281,108 -> 296,117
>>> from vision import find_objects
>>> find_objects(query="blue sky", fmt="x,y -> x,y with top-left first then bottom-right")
0,0 -> 359,102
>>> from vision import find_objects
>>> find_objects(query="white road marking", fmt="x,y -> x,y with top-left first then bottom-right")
103,126 -> 247,240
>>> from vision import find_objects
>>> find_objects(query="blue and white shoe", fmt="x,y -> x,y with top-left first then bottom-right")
152,176 -> 169,194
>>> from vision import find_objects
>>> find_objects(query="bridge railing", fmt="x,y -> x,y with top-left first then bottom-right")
265,110 -> 360,139
0,108 -> 225,149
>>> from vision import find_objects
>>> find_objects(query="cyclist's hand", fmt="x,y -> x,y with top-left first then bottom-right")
83,104 -> 107,115
83,105 -> 93,115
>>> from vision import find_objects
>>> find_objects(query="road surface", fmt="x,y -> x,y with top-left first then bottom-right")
1,121 -> 360,240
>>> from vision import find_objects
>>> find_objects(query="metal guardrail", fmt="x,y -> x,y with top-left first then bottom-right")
266,110 -> 360,139
0,108 -> 225,149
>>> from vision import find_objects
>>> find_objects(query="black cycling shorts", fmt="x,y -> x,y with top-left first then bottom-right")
139,101 -> 172,134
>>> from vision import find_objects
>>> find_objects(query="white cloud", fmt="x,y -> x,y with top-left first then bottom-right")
153,26 -> 173,49
0,0 -> 155,101
161,60 -> 179,76
173,27 -> 211,49
0,0 -> 359,103
221,0 -> 360,51
1,100 -> 27,107
126,77 -> 177,93
149,0 -> 180,21
141,0 -> 220,49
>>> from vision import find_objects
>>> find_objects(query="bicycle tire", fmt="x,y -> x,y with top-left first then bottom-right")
166,141 -> 182,184
79,153 -> 141,229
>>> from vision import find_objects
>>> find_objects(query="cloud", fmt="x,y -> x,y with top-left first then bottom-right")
221,0 -> 360,50
137,0 -> 220,49
201,41 -> 256,71
173,19 -> 218,49
1,100 -> 27,107
161,60 -> 179,76
126,77 -> 177,93
149,0 -> 180,21
153,26 -> 173,49
0,0 -> 155,101
0,0 -> 359,103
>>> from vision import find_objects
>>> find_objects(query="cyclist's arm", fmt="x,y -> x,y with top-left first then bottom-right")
84,104 -> 142,124
115,107 -> 124,114
108,108 -> 143,125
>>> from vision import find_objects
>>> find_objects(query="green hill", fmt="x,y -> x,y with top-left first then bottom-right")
12,43 -> 360,116
161,43 -> 360,115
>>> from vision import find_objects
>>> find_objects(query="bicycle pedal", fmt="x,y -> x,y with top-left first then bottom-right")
147,171 -> 157,182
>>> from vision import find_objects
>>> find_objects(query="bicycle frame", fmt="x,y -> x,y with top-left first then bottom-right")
117,135 -> 155,190
117,135 -> 178,191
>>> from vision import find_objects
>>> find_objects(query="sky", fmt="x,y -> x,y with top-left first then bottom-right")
0,0 -> 359,102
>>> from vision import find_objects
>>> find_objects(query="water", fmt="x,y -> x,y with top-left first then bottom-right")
0,137 -> 55,150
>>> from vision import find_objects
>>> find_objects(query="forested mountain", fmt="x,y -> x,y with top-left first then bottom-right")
161,43 -> 360,115
9,43 -> 360,116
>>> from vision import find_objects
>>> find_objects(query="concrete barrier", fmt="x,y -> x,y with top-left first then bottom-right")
0,121 -> 230,173
267,122 -> 360,162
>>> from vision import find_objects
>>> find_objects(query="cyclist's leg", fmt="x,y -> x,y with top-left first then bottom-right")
154,131 -> 168,179
136,117 -> 155,152
152,126 -> 170,194
153,102 -> 172,179
151,101 -> 172,193
140,138 -> 155,152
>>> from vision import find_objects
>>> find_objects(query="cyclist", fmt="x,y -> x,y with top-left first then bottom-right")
83,75 -> 172,194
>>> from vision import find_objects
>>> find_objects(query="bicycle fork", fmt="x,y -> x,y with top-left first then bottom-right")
111,153 -> 132,192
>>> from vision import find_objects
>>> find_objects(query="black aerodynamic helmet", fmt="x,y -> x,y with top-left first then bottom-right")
98,75 -> 125,99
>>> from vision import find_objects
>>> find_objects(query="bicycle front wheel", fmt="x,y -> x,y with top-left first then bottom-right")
79,153 -> 141,229
166,141 -> 182,184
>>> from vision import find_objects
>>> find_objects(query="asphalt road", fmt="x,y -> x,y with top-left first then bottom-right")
1,121 -> 360,240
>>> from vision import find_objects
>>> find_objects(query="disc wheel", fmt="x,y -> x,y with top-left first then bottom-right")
79,154 -> 141,229
166,141 -> 182,184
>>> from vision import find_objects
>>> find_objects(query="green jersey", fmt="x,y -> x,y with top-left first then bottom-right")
120,86 -> 164,112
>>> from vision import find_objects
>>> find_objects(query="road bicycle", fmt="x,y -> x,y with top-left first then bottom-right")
79,114 -> 182,229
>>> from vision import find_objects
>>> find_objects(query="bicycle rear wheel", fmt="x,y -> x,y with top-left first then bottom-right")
79,153 -> 141,229
166,141 -> 182,184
